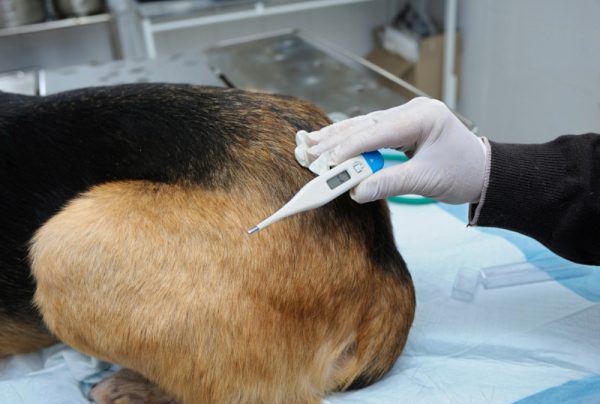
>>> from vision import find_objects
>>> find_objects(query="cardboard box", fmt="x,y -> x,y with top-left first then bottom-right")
366,32 -> 460,100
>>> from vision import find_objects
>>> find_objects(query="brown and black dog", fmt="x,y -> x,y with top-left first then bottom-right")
0,84 -> 415,403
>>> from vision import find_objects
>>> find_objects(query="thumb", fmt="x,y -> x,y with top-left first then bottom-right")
350,161 -> 429,203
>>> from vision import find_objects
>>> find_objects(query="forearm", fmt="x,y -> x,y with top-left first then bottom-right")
469,134 -> 600,265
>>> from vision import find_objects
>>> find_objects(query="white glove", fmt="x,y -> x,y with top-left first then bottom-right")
295,97 -> 488,204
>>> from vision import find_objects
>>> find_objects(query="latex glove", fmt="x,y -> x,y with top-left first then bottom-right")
295,97 -> 488,204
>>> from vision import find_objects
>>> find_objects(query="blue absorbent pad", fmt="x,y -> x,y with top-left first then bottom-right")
1,203 -> 598,403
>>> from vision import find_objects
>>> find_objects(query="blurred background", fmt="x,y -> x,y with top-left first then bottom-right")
1,0 -> 599,143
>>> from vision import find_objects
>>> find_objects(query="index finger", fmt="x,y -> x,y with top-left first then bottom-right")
328,106 -> 422,164
306,114 -> 375,156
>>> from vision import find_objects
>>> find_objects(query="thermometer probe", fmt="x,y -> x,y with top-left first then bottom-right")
247,151 -> 384,234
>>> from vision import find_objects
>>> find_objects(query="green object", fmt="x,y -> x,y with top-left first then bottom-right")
387,195 -> 436,205
380,152 -> 409,162
380,150 -> 437,205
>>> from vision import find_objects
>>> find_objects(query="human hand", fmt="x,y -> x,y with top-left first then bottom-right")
295,97 -> 488,204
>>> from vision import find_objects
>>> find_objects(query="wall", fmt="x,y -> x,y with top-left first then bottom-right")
457,0 -> 600,143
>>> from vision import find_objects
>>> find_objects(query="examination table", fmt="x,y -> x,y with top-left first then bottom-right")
1,201 -> 598,403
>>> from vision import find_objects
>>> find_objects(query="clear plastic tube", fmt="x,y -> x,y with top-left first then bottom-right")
451,258 -> 593,302
478,258 -> 592,290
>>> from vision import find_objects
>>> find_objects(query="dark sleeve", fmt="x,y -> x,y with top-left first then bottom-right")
470,133 -> 600,265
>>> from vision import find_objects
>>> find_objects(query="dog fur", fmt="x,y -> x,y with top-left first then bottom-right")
1,84 -> 415,403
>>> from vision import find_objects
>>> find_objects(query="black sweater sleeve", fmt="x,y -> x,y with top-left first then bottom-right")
471,134 -> 600,265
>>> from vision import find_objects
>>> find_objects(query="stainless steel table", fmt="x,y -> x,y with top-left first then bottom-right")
0,29 -> 473,129
205,30 -> 425,119
40,52 -> 224,95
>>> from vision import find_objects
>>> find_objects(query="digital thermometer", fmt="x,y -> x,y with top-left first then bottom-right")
247,151 -> 384,234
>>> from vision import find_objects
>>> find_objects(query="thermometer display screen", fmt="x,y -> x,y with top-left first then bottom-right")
326,170 -> 351,190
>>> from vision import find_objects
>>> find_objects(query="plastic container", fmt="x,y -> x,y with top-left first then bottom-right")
53,0 -> 104,18
0,0 -> 45,28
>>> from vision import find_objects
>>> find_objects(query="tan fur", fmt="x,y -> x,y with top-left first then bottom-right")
31,180 -> 414,403
28,93 -> 415,403
0,316 -> 56,356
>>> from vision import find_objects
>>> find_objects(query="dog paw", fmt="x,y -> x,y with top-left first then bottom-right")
90,368 -> 178,404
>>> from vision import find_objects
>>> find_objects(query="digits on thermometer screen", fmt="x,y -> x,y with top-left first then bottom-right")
248,151 -> 384,234
326,170 -> 351,190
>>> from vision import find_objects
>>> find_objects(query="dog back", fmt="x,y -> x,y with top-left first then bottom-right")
2,85 -> 415,402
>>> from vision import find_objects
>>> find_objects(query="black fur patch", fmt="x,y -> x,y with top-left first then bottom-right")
0,83 -> 411,334
0,84 -> 280,317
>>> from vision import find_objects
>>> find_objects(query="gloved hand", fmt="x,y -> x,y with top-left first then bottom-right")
296,97 -> 489,204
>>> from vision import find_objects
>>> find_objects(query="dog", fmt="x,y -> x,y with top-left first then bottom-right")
0,84 -> 415,403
